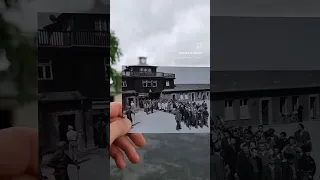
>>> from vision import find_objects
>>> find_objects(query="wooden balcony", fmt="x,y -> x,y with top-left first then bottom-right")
38,30 -> 109,47
122,71 -> 175,78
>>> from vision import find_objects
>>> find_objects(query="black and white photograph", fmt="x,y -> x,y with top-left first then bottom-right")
110,133 -> 210,180
211,15 -> 320,180
122,64 -> 210,133
37,10 -> 110,180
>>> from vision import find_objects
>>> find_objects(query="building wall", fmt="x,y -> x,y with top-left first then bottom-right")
122,77 -> 174,93
212,93 -> 320,126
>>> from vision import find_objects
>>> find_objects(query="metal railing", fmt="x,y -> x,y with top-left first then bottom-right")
38,30 -> 109,47
122,71 -> 175,78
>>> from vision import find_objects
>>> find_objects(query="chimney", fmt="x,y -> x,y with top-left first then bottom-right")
139,56 -> 147,65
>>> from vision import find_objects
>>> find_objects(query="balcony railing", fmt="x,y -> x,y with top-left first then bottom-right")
122,71 -> 175,78
38,30 -> 109,47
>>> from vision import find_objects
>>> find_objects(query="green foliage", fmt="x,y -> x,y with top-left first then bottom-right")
0,9 -> 37,103
110,30 -> 122,93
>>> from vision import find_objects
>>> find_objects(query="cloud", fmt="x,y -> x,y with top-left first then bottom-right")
2,0 -> 96,33
111,0 -> 210,70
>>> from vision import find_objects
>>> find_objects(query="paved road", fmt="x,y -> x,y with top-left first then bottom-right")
129,110 -> 210,133
262,121 -> 320,178
43,149 -> 109,180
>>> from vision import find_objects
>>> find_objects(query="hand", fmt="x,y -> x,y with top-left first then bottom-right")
110,102 -> 146,169
0,127 -> 38,179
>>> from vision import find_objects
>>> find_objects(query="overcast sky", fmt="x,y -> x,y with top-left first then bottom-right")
111,0 -> 210,70
3,0 -> 320,70
2,0 -> 109,33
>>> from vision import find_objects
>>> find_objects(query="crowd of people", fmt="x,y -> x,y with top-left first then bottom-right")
124,98 -> 210,131
211,121 -> 316,180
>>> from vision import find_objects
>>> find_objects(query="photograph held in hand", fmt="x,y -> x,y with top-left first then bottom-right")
122,61 -> 210,133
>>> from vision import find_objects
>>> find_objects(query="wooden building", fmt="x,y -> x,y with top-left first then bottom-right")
211,71 -> 320,126
122,57 -> 210,108
38,12 -> 109,151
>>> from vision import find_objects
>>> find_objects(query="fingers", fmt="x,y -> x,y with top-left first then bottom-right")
110,102 -> 122,119
109,144 -> 126,169
114,136 -> 140,163
0,127 -> 38,177
128,133 -> 146,147
110,118 -> 132,145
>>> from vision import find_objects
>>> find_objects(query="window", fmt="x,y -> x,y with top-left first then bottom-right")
142,80 -> 156,87
292,96 -> 299,111
122,81 -> 127,87
280,97 -> 287,114
166,80 -> 170,86
224,100 -> 235,120
104,57 -> 109,81
148,68 -> 152,72
94,19 -> 107,31
142,80 -> 147,87
152,80 -> 157,87
184,94 -> 188,100
240,99 -> 250,119
206,91 -> 209,97
140,68 -> 143,72
38,62 -> 53,80
180,94 -> 184,100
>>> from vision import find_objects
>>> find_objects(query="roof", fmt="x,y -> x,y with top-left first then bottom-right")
39,91 -> 85,102
162,84 -> 210,93
211,71 -> 320,92
122,90 -> 137,94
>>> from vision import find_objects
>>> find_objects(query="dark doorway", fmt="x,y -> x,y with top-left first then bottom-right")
310,96 -> 316,119
261,100 -> 269,125
0,110 -> 12,129
110,96 -> 114,102
128,98 -> 134,105
172,94 -> 176,100
149,92 -> 160,100
191,93 -> 195,101
203,95 -> 206,100
58,114 -> 75,142
93,114 -> 100,146
93,113 -> 107,148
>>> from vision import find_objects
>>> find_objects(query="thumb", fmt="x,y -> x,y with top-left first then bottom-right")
110,117 -> 132,145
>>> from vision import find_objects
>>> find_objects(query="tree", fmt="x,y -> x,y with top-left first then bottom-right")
110,30 -> 122,93
1,1 -> 37,103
